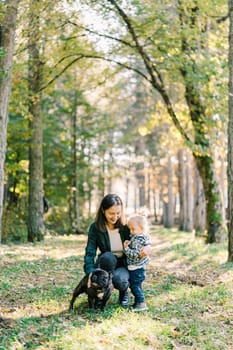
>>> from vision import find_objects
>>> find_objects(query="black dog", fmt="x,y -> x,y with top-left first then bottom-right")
69,268 -> 113,311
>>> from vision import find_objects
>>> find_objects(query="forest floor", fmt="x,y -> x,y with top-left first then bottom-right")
0,225 -> 232,350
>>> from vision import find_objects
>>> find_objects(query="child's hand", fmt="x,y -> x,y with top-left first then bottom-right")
123,240 -> 130,249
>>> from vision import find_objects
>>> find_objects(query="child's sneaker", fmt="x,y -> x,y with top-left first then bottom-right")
132,302 -> 148,312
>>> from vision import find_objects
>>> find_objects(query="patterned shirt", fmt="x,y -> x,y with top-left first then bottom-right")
124,234 -> 151,270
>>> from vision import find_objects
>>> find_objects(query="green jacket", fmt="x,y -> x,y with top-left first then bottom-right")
84,222 -> 130,274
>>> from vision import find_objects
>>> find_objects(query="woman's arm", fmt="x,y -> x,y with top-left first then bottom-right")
83,223 -> 98,274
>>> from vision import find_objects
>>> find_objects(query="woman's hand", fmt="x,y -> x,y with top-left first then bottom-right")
139,245 -> 151,258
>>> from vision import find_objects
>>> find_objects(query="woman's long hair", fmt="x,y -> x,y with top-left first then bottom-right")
95,194 -> 125,231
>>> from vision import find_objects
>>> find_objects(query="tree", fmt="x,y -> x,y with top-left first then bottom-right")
80,0 -> 227,243
228,0 -> 233,261
0,0 -> 20,242
164,156 -> 174,228
177,0 -> 223,242
193,164 -> 206,234
185,152 -> 193,232
178,149 -> 187,231
22,0 -> 95,240
27,0 -> 44,241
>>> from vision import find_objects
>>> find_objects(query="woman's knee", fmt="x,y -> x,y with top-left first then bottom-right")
112,267 -> 129,291
98,252 -> 117,272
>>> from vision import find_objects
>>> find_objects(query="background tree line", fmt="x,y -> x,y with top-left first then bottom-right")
0,0 -> 233,260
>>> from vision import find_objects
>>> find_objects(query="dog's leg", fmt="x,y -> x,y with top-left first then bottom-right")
100,278 -> 113,310
100,290 -> 111,310
69,275 -> 88,310
88,295 -> 95,310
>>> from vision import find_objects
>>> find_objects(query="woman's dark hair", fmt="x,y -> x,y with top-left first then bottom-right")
95,194 -> 125,231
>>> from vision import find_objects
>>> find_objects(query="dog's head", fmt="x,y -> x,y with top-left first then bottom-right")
90,268 -> 111,289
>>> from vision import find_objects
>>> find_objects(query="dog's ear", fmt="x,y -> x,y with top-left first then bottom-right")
87,272 -> 92,288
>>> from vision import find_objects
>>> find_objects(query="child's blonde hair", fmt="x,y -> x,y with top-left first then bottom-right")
127,214 -> 149,235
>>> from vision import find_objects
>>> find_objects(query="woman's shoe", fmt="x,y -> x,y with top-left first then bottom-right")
119,290 -> 129,307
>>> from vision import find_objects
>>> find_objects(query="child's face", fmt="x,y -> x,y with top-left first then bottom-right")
128,221 -> 144,235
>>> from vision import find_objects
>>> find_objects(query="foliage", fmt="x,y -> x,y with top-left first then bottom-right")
2,199 -> 28,243
77,0 -> 229,241
0,226 -> 232,349
2,0 -> 229,242
44,206 -> 94,235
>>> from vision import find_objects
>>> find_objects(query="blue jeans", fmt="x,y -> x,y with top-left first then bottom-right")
129,268 -> 146,303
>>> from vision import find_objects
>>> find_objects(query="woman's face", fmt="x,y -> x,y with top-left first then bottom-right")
104,205 -> 122,228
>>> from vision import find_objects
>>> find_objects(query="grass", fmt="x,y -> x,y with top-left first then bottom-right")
0,227 -> 232,349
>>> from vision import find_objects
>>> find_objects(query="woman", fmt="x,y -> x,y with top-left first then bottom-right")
84,193 -> 131,306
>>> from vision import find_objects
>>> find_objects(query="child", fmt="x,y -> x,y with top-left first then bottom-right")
123,214 -> 151,312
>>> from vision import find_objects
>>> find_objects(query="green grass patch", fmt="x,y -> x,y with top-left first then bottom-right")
0,229 -> 232,350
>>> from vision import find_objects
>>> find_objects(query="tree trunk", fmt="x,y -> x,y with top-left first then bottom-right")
146,170 -> 151,211
136,165 -> 145,209
193,166 -> 206,235
135,138 -> 146,209
219,156 -> 226,225
69,96 -> 81,234
0,0 -> 19,242
164,156 -> 174,228
125,176 -> 129,211
227,0 -> 233,261
27,0 -> 44,241
184,152 -> 193,231
194,155 -> 222,243
178,149 -> 186,230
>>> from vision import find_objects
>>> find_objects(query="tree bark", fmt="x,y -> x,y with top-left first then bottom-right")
27,0 -> 44,241
164,156 -> 174,228
135,138 -> 146,209
227,0 -> 233,261
185,152 -> 193,232
194,155 -> 222,243
178,149 -> 186,230
219,156 -> 226,224
0,0 -> 19,242
69,93 -> 81,234
193,166 -> 206,235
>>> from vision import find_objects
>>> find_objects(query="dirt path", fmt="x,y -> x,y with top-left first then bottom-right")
148,228 -> 230,287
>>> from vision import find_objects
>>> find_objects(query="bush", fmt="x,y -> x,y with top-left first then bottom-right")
45,206 -> 94,235
2,199 -> 28,242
